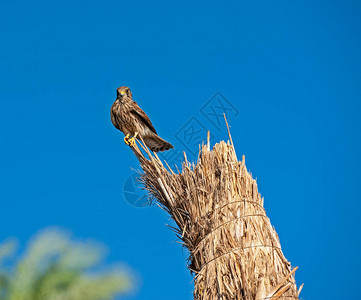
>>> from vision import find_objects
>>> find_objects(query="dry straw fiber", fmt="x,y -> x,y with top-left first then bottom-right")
130,121 -> 301,300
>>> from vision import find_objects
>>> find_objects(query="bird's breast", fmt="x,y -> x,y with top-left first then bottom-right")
111,100 -> 141,136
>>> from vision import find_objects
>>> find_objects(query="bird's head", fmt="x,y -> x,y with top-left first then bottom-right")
117,86 -> 132,100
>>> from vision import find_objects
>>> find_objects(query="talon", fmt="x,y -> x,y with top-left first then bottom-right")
129,138 -> 135,146
127,132 -> 139,147
124,134 -> 130,145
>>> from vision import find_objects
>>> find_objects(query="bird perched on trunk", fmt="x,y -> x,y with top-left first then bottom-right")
110,86 -> 173,152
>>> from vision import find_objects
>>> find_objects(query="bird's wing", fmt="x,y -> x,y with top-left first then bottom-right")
130,101 -> 158,135
110,102 -> 120,130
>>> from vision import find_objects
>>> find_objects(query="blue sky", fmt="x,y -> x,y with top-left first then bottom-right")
1,0 -> 360,299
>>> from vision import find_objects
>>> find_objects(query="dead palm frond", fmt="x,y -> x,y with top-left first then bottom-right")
131,120 -> 301,300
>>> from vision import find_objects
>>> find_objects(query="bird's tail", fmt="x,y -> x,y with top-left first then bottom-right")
143,133 -> 173,152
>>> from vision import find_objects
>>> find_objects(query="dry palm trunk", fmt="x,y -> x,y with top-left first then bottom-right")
131,125 -> 302,300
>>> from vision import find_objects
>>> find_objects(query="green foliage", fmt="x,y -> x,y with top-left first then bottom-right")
0,228 -> 131,300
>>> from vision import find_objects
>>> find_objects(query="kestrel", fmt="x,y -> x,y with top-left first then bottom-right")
110,86 -> 173,152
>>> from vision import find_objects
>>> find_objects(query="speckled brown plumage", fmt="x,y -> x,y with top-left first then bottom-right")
110,86 -> 173,152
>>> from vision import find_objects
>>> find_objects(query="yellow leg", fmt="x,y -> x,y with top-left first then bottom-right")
128,132 -> 138,147
124,134 -> 130,145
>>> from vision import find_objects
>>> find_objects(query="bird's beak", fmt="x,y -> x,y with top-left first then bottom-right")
117,90 -> 125,100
